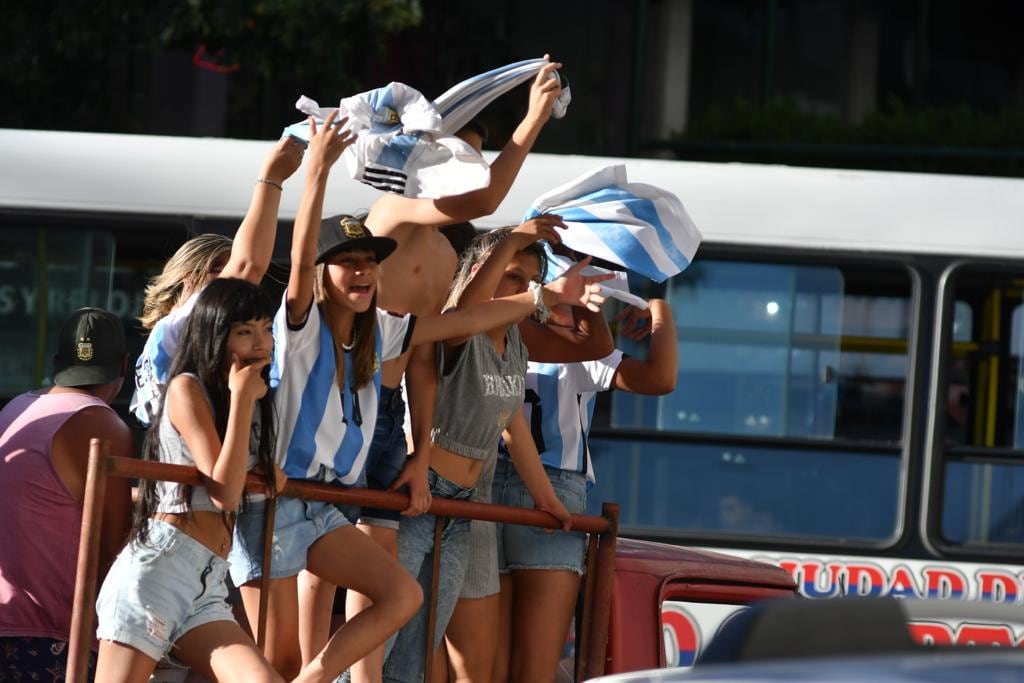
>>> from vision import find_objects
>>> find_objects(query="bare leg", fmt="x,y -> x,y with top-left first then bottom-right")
509,570 -> 580,683
492,574 -> 514,683
94,640 -> 158,683
239,575 -> 302,679
294,525 -> 421,682
433,638 -> 450,683
346,523 -> 399,683
444,594 -> 500,682
298,569 -> 337,667
174,620 -> 283,683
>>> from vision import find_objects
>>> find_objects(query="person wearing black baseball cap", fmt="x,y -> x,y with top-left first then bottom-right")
0,307 -> 132,679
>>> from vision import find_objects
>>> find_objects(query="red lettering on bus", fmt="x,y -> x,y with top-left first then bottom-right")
922,566 -> 968,600
908,621 -> 954,646
976,570 -> 1022,603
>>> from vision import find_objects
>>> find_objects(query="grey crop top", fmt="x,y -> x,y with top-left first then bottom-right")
154,373 -> 262,514
431,325 -> 528,461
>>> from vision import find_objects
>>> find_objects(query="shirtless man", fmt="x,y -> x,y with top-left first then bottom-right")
299,59 -> 567,682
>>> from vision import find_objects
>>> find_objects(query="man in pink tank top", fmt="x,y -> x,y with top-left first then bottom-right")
0,308 -> 133,680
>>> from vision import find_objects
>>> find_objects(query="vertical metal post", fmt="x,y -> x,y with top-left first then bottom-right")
423,516 -> 445,683
575,532 -> 600,683
584,503 -> 619,679
67,439 -> 109,683
256,497 -> 277,650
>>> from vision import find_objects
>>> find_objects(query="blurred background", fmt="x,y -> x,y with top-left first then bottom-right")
5,0 -> 1023,176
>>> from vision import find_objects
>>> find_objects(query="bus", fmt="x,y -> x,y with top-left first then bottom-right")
5,128 -> 1024,668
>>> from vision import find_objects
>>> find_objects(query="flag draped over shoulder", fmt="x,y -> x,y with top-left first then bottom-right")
523,164 -> 702,283
282,58 -> 570,199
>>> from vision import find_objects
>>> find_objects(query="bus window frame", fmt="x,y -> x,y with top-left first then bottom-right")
596,243 -> 926,554
923,259 -> 1024,561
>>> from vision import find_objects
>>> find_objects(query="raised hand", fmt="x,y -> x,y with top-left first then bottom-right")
527,56 -> 564,123
613,304 -> 654,341
545,256 -> 614,311
307,110 -> 357,171
261,136 -> 306,185
228,356 -> 270,402
511,214 -> 566,247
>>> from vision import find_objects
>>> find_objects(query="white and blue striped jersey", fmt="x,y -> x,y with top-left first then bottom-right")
519,350 -> 624,487
131,292 -> 202,426
271,296 -> 415,484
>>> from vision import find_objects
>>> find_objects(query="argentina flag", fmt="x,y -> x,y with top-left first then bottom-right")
282,58 -> 569,199
523,164 -> 702,283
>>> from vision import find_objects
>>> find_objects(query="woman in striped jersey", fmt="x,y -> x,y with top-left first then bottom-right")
227,111 -> 612,683
493,297 -> 678,683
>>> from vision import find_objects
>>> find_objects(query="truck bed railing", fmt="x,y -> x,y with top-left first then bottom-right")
67,439 -> 620,682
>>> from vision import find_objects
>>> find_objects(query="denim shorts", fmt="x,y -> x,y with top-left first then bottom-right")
360,385 -> 408,529
228,495 -> 350,586
96,520 -> 235,663
494,459 -> 588,574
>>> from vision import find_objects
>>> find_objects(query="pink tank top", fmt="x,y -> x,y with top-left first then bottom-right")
0,390 -> 113,641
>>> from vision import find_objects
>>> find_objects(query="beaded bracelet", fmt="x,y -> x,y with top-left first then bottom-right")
256,177 -> 284,191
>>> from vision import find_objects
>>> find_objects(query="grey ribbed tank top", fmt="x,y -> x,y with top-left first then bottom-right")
430,325 -> 528,460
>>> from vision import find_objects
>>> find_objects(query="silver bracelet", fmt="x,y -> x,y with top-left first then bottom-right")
256,177 -> 283,191
528,280 -> 551,323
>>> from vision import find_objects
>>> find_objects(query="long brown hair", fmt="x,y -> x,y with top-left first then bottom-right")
445,227 -> 548,310
313,258 -> 379,391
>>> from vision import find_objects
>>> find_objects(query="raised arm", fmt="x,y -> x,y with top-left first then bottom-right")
365,60 -> 564,230
167,359 -> 269,512
220,137 -> 305,283
286,113 -> 356,325
410,259 -> 612,347
503,411 -> 571,530
611,299 -> 678,395
520,304 -> 615,363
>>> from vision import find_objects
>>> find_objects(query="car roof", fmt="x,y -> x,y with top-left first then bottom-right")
615,538 -> 795,589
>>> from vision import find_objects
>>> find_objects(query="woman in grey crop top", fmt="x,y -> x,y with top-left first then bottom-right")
94,279 -> 284,679
385,222 -> 613,683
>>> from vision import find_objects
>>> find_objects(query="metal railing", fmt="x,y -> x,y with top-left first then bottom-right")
67,439 -> 620,682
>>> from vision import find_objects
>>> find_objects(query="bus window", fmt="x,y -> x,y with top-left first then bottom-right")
937,267 -> 1024,549
590,258 -> 913,544
0,226 -> 115,395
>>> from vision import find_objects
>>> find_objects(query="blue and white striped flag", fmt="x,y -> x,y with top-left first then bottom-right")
543,247 -> 649,309
282,58 -> 570,199
524,164 -> 702,283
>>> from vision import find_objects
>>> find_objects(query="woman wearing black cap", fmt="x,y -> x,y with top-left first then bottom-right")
228,110 -> 611,682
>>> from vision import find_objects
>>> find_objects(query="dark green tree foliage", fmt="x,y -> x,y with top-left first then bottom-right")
1,0 -> 421,135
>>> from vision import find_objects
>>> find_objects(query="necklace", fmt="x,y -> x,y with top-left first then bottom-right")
341,337 -> 355,351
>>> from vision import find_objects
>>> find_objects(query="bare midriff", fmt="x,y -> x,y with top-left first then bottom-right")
154,510 -> 234,559
428,445 -> 485,489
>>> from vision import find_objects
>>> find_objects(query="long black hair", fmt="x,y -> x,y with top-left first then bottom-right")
131,278 -> 277,545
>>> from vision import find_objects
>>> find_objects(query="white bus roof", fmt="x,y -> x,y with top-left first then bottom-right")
3,128 -> 1023,259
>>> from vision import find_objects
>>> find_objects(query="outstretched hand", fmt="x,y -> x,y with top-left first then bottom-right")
546,256 -> 614,311
261,136 -> 306,185
527,55 -> 564,123
307,110 -> 357,171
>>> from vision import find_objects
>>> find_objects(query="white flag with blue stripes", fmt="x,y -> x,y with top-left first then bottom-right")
282,58 -> 569,199
543,247 -> 649,309
523,164 -> 702,283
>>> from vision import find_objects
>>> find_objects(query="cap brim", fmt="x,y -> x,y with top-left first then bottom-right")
316,236 -> 397,265
53,363 -> 122,388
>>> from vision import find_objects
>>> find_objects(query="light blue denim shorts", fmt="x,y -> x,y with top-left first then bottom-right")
95,519 -> 235,663
229,495 -> 350,586
494,459 -> 588,574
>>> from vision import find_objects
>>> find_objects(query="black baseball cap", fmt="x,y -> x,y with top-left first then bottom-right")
53,308 -> 127,387
316,215 -> 397,265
